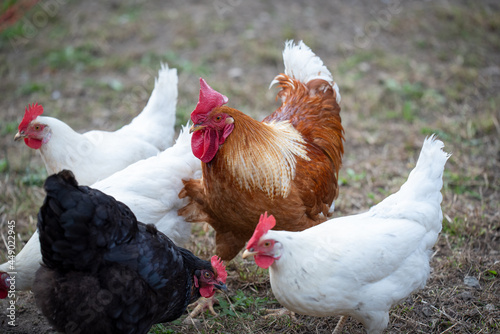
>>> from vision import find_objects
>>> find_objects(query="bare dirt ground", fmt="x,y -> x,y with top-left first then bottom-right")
0,0 -> 499,333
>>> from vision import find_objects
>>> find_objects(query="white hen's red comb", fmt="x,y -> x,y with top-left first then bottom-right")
246,212 -> 276,250
19,103 -> 44,130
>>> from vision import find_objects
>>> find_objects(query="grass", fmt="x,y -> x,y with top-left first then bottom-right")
45,45 -> 102,70
339,168 -> 366,186
218,290 -> 272,319
0,1 -> 499,333
140,51 -> 212,76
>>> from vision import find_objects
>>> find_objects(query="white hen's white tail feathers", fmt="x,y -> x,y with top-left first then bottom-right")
270,40 -> 341,103
400,135 -> 451,201
119,63 -> 178,150
369,135 -> 450,232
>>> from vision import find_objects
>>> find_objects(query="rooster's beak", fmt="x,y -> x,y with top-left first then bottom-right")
189,124 -> 205,133
242,249 -> 257,259
14,132 -> 25,141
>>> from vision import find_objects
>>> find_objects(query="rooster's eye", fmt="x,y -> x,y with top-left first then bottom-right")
215,115 -> 222,121
264,241 -> 271,247
204,272 -> 211,279
34,125 -> 40,130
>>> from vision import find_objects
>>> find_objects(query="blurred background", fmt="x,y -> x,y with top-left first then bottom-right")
0,0 -> 498,333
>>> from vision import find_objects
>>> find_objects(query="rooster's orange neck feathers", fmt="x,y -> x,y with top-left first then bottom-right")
211,108 -> 310,199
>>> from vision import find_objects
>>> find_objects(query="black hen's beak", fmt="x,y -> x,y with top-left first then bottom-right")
214,282 -> 228,292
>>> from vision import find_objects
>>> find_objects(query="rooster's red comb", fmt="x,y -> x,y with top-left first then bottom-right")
191,78 -> 228,123
211,255 -> 227,283
19,103 -> 44,130
247,212 -> 276,250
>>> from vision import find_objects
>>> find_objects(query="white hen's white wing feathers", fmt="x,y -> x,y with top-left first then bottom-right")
261,136 -> 449,334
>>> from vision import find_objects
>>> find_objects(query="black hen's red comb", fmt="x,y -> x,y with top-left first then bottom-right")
211,255 -> 227,283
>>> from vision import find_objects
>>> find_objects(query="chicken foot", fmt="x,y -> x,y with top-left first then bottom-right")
185,296 -> 219,320
263,307 -> 297,321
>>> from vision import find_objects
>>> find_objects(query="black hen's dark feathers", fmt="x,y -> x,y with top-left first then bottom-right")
33,170 -> 218,334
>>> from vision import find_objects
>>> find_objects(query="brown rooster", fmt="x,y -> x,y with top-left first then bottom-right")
179,40 -> 344,262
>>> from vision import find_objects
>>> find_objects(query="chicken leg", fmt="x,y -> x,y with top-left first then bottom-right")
263,307 -> 297,321
332,316 -> 347,334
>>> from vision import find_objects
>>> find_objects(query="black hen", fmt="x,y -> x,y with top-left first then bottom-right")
33,170 -> 227,334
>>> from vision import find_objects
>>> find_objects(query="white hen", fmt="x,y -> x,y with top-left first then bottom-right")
0,125 -> 201,296
243,135 -> 450,334
14,64 -> 177,185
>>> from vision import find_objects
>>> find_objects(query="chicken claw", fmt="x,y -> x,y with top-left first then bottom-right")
263,307 -> 297,321
186,296 -> 219,319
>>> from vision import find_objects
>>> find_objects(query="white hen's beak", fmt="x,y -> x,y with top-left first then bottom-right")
242,249 -> 257,259
14,132 -> 25,141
